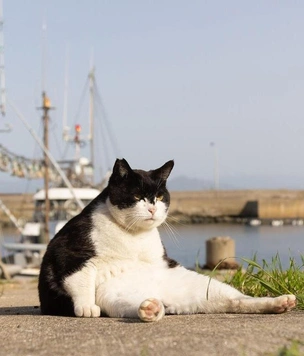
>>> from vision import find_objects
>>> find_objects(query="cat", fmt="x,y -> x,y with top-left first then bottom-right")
38,158 -> 296,321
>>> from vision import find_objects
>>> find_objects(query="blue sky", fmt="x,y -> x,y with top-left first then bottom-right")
1,1 -> 304,192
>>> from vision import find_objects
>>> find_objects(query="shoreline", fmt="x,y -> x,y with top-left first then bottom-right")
1,189 -> 304,228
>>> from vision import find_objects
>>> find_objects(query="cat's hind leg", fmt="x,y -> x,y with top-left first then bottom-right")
160,266 -> 296,315
97,292 -> 165,321
226,294 -> 296,314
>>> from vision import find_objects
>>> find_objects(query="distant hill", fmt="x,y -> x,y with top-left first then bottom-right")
1,171 -> 304,194
168,176 -> 213,191
167,174 -> 304,191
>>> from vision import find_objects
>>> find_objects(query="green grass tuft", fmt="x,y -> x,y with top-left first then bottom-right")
270,340 -> 304,356
225,253 -> 304,309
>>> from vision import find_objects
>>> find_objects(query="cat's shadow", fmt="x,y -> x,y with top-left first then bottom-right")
117,318 -> 143,324
0,307 -> 147,323
0,305 -> 41,316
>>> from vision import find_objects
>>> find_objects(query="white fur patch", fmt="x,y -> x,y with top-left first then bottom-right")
106,197 -> 168,231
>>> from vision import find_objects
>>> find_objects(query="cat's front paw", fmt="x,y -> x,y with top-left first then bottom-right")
271,295 -> 296,313
74,304 -> 101,318
138,298 -> 165,322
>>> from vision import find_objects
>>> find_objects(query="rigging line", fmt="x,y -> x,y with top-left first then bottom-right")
93,81 -> 121,157
73,77 -> 90,125
61,140 -> 70,161
50,127 -> 65,159
47,102 -> 66,160
94,103 -> 111,172
22,171 -> 36,197
49,113 -> 66,159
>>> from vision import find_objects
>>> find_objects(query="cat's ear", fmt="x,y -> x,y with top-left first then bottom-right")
112,158 -> 133,179
151,160 -> 174,181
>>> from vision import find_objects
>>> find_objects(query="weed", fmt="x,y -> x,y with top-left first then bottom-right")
269,340 -> 304,356
225,254 -> 304,309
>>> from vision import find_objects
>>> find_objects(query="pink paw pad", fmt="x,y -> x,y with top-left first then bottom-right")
138,298 -> 165,322
273,295 -> 297,313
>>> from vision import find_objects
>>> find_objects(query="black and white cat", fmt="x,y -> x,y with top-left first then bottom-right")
38,159 -> 296,321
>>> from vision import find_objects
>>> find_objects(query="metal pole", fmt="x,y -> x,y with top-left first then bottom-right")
42,92 -> 50,242
88,67 -> 95,184
214,144 -> 219,190
210,142 -> 219,190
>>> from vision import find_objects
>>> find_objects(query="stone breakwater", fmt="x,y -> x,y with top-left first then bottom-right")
1,190 -> 304,226
169,190 -> 304,224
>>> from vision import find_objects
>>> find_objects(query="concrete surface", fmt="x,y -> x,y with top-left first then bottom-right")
0,280 -> 303,356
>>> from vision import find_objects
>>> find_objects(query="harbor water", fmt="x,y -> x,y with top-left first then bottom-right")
160,224 -> 304,269
1,224 -> 304,270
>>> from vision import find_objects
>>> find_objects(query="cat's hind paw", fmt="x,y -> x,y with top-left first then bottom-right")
74,304 -> 101,318
272,295 -> 296,313
138,298 -> 165,322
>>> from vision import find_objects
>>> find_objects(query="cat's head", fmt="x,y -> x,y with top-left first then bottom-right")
106,159 -> 174,231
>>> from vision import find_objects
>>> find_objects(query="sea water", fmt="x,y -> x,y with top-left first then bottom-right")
1,224 -> 304,269
160,224 -> 304,269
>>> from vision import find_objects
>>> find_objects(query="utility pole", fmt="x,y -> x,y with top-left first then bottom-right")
210,142 -> 219,190
38,92 -> 54,242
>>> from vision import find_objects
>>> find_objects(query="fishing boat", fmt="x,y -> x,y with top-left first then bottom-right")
0,79 -> 107,277
0,71 -> 116,278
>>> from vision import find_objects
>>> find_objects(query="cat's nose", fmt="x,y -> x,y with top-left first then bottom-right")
148,205 -> 157,215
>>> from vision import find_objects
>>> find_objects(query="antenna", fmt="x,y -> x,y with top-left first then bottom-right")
62,45 -> 69,140
0,0 -> 6,116
41,17 -> 47,92
88,64 -> 95,179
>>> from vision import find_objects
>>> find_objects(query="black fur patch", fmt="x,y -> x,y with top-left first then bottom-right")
108,159 -> 173,209
162,248 -> 179,268
38,205 -> 97,316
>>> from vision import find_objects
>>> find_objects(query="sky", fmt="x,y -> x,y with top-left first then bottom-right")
1,0 -> 304,192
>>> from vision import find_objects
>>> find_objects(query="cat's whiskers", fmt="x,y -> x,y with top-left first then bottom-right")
125,216 -> 141,232
124,213 -> 152,232
166,215 -> 183,224
161,220 -> 180,248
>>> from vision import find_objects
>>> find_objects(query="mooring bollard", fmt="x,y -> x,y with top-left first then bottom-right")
205,236 -> 239,270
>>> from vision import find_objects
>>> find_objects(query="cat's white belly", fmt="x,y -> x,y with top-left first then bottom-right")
95,262 -> 165,302
94,261 -> 168,317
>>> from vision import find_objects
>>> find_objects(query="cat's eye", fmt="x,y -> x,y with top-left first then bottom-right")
157,195 -> 164,201
134,195 -> 141,201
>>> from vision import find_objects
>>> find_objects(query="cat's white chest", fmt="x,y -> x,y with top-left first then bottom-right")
91,207 -> 164,259
89,205 -> 166,285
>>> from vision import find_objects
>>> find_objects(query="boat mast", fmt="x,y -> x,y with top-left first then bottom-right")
62,46 -> 69,141
38,92 -> 53,243
88,67 -> 95,184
